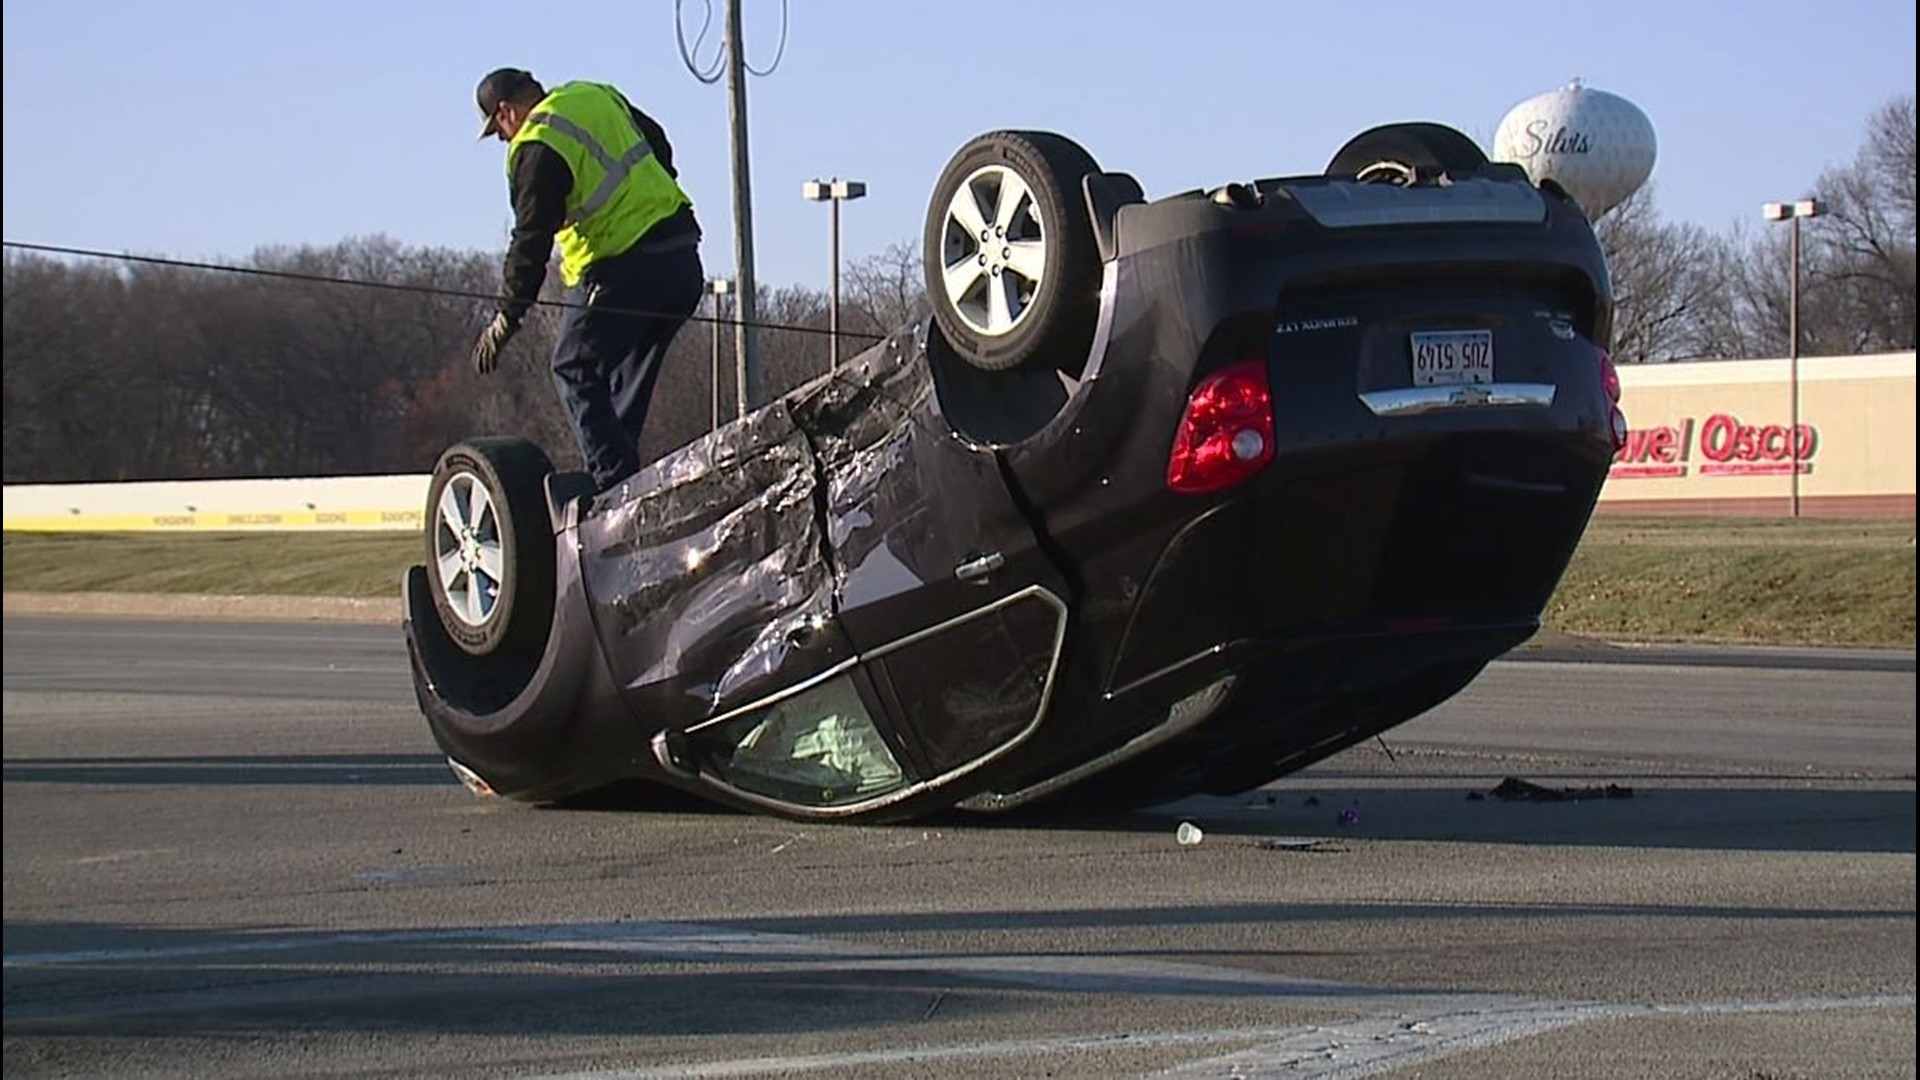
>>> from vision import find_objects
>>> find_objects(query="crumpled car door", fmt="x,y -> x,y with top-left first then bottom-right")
794,340 -> 1075,782
574,401 -> 857,724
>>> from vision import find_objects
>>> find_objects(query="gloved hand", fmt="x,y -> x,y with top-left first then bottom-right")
470,312 -> 519,375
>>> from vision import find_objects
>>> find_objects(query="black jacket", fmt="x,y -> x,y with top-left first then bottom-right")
497,101 -> 700,323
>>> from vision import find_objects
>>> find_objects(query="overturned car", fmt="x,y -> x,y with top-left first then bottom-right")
403,122 -> 1626,822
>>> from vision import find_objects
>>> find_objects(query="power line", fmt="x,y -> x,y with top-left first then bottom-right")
678,0 -> 788,81
675,0 -> 726,84
1,239 -> 885,343
742,0 -> 791,78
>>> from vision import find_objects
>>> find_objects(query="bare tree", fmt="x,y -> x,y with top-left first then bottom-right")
1642,93 -> 1915,362
1804,94 -> 1916,352
841,239 -> 927,338
1672,218 -> 1774,359
1595,186 -> 1727,362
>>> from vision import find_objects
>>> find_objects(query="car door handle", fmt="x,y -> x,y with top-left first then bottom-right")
955,552 -> 1005,582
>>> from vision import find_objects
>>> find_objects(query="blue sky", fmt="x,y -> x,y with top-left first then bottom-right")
3,0 -> 1913,290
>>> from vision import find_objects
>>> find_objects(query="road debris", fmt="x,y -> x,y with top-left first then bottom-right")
1256,836 -> 1348,853
1485,776 -> 1635,802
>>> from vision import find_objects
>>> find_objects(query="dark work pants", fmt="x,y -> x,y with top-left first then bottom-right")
551,239 -> 704,489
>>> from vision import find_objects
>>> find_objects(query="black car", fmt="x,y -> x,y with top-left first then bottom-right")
403,122 -> 1626,822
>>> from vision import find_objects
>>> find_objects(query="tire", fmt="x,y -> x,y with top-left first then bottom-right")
923,130 -> 1104,373
424,437 -> 557,658
1326,122 -> 1488,183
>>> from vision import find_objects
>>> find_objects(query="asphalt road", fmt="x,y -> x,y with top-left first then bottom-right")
4,615 -> 1914,1079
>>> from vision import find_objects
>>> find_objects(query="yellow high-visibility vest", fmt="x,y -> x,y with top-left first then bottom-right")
508,81 -> 692,286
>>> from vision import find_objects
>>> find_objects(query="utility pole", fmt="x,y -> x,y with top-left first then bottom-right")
722,0 -> 759,417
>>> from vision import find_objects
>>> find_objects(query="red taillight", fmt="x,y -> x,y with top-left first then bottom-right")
1166,359 -> 1275,494
1597,346 -> 1628,452
1596,345 -> 1622,404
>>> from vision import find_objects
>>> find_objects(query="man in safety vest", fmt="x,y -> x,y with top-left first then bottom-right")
469,67 -> 705,493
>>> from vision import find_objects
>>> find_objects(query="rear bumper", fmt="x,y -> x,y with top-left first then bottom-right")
964,618 -> 1534,811
1105,426 -> 1608,694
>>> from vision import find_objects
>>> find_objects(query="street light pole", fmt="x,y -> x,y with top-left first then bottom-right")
708,278 -> 732,430
802,178 -> 867,372
1789,213 -> 1800,519
831,194 -> 841,367
1763,198 -> 1825,518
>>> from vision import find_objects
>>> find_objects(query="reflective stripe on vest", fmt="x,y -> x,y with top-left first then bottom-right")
528,110 -> 657,226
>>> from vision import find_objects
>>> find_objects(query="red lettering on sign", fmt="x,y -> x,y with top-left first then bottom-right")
1701,413 -> 1737,462
1698,413 -> 1821,466
1699,461 -> 1812,476
1608,463 -> 1687,479
1614,423 -> 1685,464
1759,425 -> 1787,460
1615,414 -> 1819,474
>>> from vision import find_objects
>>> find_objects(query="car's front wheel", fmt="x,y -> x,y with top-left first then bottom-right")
923,129 -> 1104,374
424,437 -> 557,659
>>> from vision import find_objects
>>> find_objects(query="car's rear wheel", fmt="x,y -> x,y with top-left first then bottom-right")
924,130 -> 1104,374
425,437 -> 556,658
1326,122 -> 1488,183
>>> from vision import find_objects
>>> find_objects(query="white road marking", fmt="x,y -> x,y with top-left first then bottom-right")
515,995 -> 1916,1080
1148,994 -> 1919,1080
7,920 -> 1911,1079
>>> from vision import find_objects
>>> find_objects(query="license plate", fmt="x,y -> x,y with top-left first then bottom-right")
1410,329 -> 1493,386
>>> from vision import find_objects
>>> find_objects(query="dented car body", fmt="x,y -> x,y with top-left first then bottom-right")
404,124 -> 1625,821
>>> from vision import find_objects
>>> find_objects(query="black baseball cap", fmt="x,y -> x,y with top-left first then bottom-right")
475,67 -> 540,138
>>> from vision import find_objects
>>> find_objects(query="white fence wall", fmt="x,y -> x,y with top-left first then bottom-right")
3,475 -> 429,532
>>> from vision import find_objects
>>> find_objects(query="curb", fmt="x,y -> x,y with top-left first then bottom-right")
3,591 -> 399,624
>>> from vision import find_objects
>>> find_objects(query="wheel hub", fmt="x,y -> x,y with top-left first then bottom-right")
977,223 -> 1012,277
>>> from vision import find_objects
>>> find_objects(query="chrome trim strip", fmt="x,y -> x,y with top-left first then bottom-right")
1102,643 -> 1226,702
685,656 -> 863,734
664,584 -> 1071,820
957,675 -> 1236,812
1075,260 -> 1121,384
1359,382 -> 1556,417
863,583 -> 1063,662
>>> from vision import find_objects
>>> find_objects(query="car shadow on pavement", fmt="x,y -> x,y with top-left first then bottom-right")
924,780 -> 1917,855
5,756 -> 1910,855
1,753 -> 449,787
